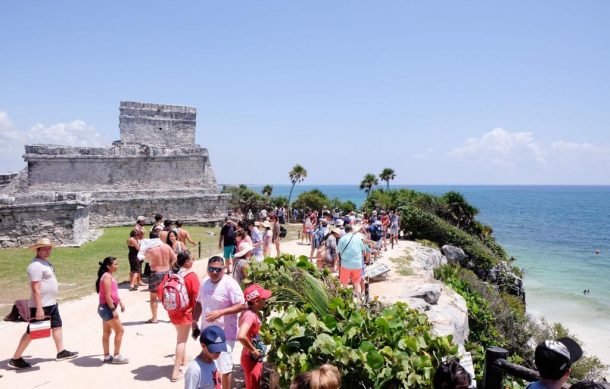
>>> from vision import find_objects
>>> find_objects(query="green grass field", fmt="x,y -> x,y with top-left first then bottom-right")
0,223 -> 301,317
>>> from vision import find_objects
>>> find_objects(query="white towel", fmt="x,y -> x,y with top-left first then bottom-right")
137,238 -> 164,261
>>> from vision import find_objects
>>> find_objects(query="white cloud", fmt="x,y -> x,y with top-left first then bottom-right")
448,128 -> 546,166
0,111 -> 108,173
445,128 -> 610,183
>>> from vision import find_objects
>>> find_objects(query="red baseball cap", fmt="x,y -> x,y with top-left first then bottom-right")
244,284 -> 272,302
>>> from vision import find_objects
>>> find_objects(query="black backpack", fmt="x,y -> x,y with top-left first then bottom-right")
279,226 -> 287,238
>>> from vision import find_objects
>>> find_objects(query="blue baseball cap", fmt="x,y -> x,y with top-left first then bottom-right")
200,325 -> 227,353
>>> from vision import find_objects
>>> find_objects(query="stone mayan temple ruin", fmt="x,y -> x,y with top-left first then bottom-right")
0,101 -> 229,248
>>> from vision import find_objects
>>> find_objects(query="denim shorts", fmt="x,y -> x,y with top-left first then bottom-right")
97,303 -> 114,321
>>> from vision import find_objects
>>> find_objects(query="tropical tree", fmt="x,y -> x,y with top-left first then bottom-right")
379,168 -> 396,190
261,184 -> 273,198
438,191 -> 479,230
287,164 -> 307,220
359,173 -> 379,198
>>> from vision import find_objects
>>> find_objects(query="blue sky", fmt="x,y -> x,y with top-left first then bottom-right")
1,1 -> 609,184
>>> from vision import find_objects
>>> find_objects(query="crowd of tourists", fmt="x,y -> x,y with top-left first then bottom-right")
8,211 -> 606,389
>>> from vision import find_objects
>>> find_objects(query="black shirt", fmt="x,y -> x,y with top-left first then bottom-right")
220,224 -> 236,246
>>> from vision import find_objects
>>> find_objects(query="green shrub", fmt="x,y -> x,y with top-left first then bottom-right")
401,205 -> 498,270
249,256 -> 458,388
292,189 -> 330,212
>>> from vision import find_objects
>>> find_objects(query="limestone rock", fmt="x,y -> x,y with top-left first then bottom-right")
441,245 -> 468,264
407,283 -> 443,305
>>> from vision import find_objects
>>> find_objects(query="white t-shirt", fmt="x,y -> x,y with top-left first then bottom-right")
196,276 -> 245,340
27,258 -> 59,307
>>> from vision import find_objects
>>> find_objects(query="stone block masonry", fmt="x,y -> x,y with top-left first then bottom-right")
0,197 -> 91,248
119,101 -> 196,147
0,101 -> 229,248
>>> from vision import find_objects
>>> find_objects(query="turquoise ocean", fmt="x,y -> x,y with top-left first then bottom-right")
250,184 -> 610,358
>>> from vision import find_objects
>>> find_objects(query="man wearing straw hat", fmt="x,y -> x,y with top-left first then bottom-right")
8,238 -> 78,369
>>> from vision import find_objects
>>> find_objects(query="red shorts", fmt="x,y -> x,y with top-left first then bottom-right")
339,267 -> 362,285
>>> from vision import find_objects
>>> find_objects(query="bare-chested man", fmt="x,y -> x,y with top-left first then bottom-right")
176,220 -> 196,246
159,220 -> 173,243
138,232 -> 176,323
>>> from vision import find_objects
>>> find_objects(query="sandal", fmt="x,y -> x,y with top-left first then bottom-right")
129,286 -> 138,291
146,319 -> 158,324
170,374 -> 184,383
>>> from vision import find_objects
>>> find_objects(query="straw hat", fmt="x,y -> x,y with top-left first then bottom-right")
330,227 -> 342,235
352,224 -> 362,233
29,237 -> 55,250
262,221 -> 271,228
234,243 -> 254,258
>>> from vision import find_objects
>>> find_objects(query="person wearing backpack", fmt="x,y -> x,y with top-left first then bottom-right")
310,220 -> 328,263
158,250 -> 200,382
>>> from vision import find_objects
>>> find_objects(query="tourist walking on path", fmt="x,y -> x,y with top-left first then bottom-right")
95,256 -> 128,364
128,229 -> 143,291
184,325 -> 226,389
138,231 -> 177,323
247,221 -> 264,262
238,284 -> 272,389
262,221 -> 273,258
135,215 -> 146,239
271,214 -> 282,257
176,220 -> 197,247
233,244 -> 254,288
389,211 -> 400,247
162,251 -> 200,382
192,256 -> 246,389
336,225 -> 366,299
9,238 -> 78,369
219,217 -> 237,274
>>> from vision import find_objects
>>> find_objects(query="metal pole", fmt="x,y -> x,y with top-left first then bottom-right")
483,346 -> 509,389
198,241 -> 201,259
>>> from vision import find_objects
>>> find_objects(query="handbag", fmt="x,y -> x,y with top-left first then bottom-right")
28,316 -> 51,339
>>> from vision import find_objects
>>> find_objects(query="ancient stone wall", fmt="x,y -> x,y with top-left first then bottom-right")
90,193 -> 230,228
0,101 -> 227,247
0,173 -> 17,190
24,145 -> 216,192
0,199 -> 91,248
119,101 -> 196,147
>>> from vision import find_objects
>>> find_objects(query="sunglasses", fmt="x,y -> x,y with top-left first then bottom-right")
207,266 -> 224,273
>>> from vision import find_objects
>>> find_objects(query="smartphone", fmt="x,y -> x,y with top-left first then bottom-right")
191,327 -> 201,340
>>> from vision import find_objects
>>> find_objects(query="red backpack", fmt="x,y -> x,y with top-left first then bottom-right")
158,272 -> 190,312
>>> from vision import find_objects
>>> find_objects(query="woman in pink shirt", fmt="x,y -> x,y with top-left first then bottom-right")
95,256 -> 128,364
237,284 -> 272,389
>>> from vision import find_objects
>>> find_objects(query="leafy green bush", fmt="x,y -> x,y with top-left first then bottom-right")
292,189 -> 330,212
248,256 -> 458,388
401,205 -> 498,270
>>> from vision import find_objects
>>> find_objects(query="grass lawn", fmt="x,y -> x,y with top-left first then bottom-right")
0,223 -> 302,317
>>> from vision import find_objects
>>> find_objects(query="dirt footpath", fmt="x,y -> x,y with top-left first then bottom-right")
0,238 -> 407,388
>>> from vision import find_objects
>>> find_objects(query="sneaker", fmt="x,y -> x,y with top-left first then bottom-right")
111,354 -> 129,364
8,358 -> 32,369
103,355 -> 113,363
56,349 -> 78,361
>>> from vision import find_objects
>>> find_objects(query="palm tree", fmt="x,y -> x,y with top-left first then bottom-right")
379,168 -> 396,190
261,185 -> 273,198
287,164 -> 307,220
359,174 -> 378,198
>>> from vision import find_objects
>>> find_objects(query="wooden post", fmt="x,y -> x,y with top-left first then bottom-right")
483,346 -> 509,389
